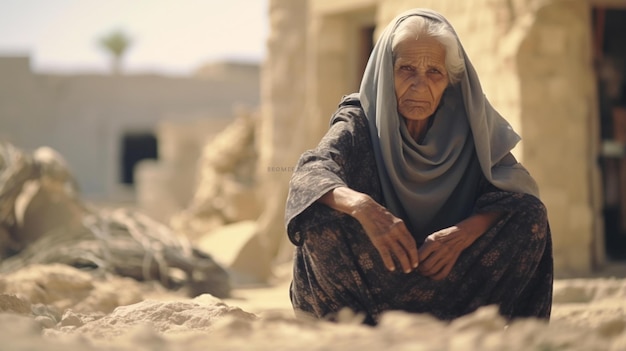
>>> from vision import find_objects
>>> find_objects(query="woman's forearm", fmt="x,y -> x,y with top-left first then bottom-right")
319,187 -> 503,236
317,186 -> 373,220
456,211 -> 503,243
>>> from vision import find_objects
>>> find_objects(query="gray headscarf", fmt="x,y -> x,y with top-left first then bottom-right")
359,8 -> 539,240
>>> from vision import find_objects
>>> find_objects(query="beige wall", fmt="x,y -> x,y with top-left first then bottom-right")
262,0 -> 604,275
0,56 -> 259,201
517,1 -> 601,275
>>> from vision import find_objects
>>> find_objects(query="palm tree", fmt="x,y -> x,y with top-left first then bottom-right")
98,30 -> 132,75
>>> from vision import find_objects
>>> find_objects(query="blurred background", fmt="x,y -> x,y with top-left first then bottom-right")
0,0 -> 266,203
0,0 -> 625,289
0,0 -> 267,74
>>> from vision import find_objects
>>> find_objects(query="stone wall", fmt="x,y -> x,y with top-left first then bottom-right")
261,0 -> 603,275
517,1 -> 601,274
256,0 -> 310,264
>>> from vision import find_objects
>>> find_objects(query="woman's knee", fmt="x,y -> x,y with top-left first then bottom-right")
513,194 -> 548,226
504,194 -> 550,250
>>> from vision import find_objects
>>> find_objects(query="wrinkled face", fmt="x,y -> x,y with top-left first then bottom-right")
393,36 -> 449,121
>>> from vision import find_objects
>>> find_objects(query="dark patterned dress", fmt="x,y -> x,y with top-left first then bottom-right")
285,99 -> 553,325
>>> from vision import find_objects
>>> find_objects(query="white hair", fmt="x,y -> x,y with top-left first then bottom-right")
391,16 -> 465,85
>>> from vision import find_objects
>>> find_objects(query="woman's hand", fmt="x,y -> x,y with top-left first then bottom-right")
353,199 -> 419,273
318,187 -> 419,273
418,212 -> 503,280
417,226 -> 472,280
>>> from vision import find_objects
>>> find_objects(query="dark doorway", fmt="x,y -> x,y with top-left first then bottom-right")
120,132 -> 158,185
594,7 -> 626,260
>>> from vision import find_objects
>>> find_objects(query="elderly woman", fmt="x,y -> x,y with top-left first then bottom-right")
285,9 -> 553,325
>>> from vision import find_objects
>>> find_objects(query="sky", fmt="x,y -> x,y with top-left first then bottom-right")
0,0 -> 269,75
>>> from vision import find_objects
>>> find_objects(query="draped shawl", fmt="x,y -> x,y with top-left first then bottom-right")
359,8 -> 539,237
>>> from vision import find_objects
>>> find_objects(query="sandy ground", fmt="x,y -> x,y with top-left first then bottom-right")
1,263 -> 626,351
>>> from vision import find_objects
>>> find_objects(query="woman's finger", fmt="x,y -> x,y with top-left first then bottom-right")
417,238 -> 436,263
431,263 -> 453,281
388,241 -> 413,273
374,244 -> 396,272
419,250 -> 446,276
397,227 -> 419,269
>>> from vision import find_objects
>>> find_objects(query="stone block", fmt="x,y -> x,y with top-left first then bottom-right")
197,221 -> 273,286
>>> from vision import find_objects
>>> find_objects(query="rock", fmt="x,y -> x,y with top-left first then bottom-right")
31,303 -> 61,322
0,293 -> 31,314
73,298 -> 256,340
60,310 -> 86,328
197,221 -> 272,286
170,110 -> 260,242
0,264 -> 93,310
0,264 -> 144,314
35,315 -> 56,329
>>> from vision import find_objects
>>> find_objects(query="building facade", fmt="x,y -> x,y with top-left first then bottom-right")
0,57 -> 259,207
259,0 -> 626,275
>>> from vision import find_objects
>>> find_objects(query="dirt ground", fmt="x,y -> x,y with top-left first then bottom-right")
1,262 -> 625,351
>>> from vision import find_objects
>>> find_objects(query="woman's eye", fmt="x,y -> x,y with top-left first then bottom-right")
400,65 -> 413,71
428,68 -> 441,74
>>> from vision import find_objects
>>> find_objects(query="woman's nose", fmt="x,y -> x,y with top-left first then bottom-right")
410,74 -> 428,92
